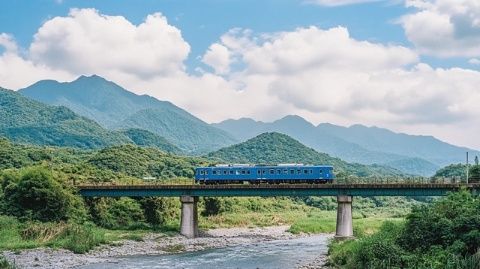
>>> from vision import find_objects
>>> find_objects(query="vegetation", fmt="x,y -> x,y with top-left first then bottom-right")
328,190 -> 480,269
20,75 -> 238,154
207,132 -> 404,177
120,128 -> 181,154
0,88 -> 129,149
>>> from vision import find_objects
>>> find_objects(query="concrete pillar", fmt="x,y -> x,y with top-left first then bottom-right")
335,195 -> 354,239
180,196 -> 199,238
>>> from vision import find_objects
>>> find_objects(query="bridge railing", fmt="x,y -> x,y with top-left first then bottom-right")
72,176 -> 471,186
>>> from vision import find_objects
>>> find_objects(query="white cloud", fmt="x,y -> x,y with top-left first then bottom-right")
306,0 -> 384,6
30,8 -> 190,79
401,0 -> 480,57
202,43 -> 232,75
468,58 -> 480,65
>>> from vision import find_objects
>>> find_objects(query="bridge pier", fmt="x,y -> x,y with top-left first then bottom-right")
180,196 -> 198,238
335,195 -> 354,239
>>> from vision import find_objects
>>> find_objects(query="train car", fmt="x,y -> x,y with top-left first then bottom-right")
194,164 -> 334,184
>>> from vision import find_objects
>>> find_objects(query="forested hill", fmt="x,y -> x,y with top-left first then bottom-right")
206,132 -> 404,177
0,88 -> 130,149
20,75 -> 237,154
120,128 -> 181,154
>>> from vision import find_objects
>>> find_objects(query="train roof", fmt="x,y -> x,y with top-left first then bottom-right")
197,164 -> 333,168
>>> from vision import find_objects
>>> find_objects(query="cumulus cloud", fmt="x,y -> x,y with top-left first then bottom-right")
401,0 -> 480,57
30,8 -> 190,79
468,58 -> 480,65
305,0 -> 384,6
202,43 -> 232,75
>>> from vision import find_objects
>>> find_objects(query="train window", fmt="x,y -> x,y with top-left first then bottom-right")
290,169 -> 295,174
213,171 -> 217,175
297,169 -> 301,174
270,169 -> 274,174
257,170 -> 261,174
224,170 -> 227,175
319,170 -> 322,173
205,170 -> 209,175
277,169 -> 281,174
283,169 -> 288,174
200,170 -> 204,175
230,170 -> 234,175
304,169 -> 308,174
262,170 -> 266,174
247,170 -> 251,174
310,169 -> 313,174
241,170 -> 246,174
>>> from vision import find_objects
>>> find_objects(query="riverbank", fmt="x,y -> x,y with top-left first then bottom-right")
2,226 -> 333,269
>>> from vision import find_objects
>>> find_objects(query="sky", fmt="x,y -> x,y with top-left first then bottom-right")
1,0 -> 480,149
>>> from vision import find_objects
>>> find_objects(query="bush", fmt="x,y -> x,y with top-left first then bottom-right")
0,255 -> 16,269
140,197 -> 178,226
86,197 -> 146,229
2,167 -> 86,222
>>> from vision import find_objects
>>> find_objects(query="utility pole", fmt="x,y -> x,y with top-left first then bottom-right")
466,152 -> 469,184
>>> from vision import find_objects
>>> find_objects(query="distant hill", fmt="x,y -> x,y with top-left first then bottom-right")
0,88 -> 130,149
207,132 -> 403,177
213,115 -> 480,176
20,75 -> 237,154
120,128 -> 181,154
88,144 -> 205,179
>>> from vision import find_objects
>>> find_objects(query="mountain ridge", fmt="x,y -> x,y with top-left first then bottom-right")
212,115 -> 478,176
20,75 -> 237,154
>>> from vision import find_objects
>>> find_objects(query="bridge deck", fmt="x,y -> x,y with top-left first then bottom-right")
78,183 -> 480,197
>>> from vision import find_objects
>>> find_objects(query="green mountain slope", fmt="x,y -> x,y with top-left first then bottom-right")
0,88 -> 130,149
20,75 -> 237,153
88,144 -> 205,179
120,128 -> 181,154
116,108 -> 235,154
213,115 -> 479,176
207,132 -> 403,177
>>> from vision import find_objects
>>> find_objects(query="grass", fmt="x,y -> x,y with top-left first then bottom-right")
288,210 -> 404,235
0,255 -> 16,269
0,215 -> 153,254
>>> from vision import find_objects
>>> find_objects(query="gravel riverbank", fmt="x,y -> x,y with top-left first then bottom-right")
2,226 -> 332,269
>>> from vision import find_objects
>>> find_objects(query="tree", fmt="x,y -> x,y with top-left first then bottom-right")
3,167 -> 83,222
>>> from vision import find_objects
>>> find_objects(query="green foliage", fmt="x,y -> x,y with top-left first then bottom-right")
85,197 -> 146,229
140,197 -> 178,226
0,255 -> 15,269
120,128 -> 181,154
329,191 -> 480,269
88,144 -> 205,179
469,164 -> 480,182
2,167 -> 86,222
207,132 -> 404,177
433,164 -> 467,181
0,88 -> 130,149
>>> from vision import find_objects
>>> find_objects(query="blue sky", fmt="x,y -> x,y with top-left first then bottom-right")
1,0 -> 458,71
1,0 -> 480,148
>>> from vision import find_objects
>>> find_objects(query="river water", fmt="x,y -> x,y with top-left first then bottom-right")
77,234 -> 330,269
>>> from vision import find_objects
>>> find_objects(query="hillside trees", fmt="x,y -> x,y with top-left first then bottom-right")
1,167 -> 86,222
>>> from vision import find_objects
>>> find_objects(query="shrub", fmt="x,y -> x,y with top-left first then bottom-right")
86,197 -> 146,229
140,197 -> 178,226
3,167 -> 86,222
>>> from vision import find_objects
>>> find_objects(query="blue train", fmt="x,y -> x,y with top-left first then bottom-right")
194,164 -> 334,184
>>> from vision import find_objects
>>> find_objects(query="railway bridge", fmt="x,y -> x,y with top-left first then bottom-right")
78,183 -> 480,239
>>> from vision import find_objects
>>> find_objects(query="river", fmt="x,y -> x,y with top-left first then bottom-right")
77,234 -> 330,269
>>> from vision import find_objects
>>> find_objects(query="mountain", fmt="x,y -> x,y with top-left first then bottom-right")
207,132 -> 403,177
213,115 -> 479,176
213,116 -> 433,175
20,75 -> 237,154
120,128 -> 181,154
0,87 -> 130,149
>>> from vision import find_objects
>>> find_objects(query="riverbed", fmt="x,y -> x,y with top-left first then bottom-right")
3,226 -> 332,269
